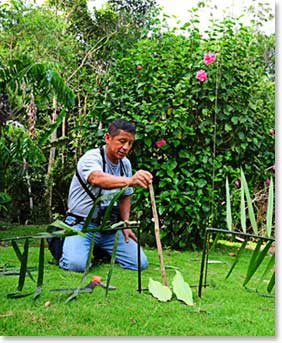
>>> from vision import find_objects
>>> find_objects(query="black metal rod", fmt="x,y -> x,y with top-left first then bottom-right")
198,230 -> 209,298
198,228 -> 274,298
137,225 -> 141,293
206,228 -> 275,242
204,231 -> 211,287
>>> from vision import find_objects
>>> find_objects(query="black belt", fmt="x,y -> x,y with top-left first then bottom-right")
65,212 -> 100,225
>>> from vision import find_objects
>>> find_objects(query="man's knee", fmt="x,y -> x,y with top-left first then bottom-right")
118,253 -> 148,271
59,256 -> 87,272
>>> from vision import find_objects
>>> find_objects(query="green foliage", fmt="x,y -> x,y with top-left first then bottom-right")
0,192 -> 11,213
0,0 -> 275,251
89,14 -> 274,248
223,170 -> 275,293
225,169 -> 274,237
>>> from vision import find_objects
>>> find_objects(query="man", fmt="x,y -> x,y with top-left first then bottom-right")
59,118 -> 153,272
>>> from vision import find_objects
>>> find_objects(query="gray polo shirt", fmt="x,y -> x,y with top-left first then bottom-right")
67,145 -> 133,218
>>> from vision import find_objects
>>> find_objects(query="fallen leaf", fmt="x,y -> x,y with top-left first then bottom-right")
0,311 -> 13,318
44,301 -> 51,308
148,278 -> 172,302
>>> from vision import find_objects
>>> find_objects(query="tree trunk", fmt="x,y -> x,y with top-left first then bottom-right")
47,97 -> 58,221
24,94 -> 36,222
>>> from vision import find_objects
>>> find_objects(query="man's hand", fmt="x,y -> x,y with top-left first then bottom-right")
122,228 -> 138,243
129,170 -> 153,188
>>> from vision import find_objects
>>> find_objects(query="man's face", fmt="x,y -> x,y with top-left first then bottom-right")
105,130 -> 135,163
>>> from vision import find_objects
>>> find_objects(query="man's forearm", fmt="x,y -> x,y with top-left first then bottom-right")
87,171 -> 131,189
119,195 -> 131,221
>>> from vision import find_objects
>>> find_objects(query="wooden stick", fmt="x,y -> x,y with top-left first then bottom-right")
148,183 -> 167,286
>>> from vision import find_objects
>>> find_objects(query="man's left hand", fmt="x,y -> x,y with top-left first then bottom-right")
122,228 -> 137,243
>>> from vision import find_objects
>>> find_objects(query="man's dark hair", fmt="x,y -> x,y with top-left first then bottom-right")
108,118 -> 136,137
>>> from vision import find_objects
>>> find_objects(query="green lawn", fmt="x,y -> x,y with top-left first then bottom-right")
0,224 -> 275,336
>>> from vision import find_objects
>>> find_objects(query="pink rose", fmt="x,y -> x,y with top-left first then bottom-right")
269,128 -> 275,135
196,70 -> 207,81
265,178 -> 270,186
155,138 -> 166,148
203,52 -> 216,65
234,180 -> 240,188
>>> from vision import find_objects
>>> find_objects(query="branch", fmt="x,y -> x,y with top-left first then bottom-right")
149,183 -> 167,286
67,30 -> 121,83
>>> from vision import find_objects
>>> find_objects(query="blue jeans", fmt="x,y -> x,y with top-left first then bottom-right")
59,215 -> 148,272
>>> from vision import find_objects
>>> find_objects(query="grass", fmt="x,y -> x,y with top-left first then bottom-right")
0,223 -> 275,336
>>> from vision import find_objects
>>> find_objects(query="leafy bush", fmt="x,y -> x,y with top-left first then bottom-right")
86,16 -> 274,249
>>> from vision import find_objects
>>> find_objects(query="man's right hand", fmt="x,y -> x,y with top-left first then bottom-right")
129,170 -> 153,188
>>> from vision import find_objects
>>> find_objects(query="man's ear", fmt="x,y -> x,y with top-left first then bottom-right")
104,132 -> 111,143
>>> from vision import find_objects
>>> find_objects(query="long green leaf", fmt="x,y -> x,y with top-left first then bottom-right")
16,238 -> 29,292
105,230 -> 120,297
260,252 -> 275,283
81,189 -> 125,232
7,292 -> 33,299
266,177 -> 274,237
33,238 -> 45,300
243,240 -> 273,286
240,180 -> 246,233
267,272 -> 275,293
100,188 -> 126,231
225,177 -> 232,231
11,240 -> 35,282
65,233 -> 96,304
48,220 -> 86,237
225,239 -> 248,279
241,169 -> 258,235
244,240 -> 262,286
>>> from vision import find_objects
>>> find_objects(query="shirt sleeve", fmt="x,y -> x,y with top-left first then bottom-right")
77,149 -> 102,184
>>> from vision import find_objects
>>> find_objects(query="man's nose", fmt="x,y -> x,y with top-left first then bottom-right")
122,142 -> 131,151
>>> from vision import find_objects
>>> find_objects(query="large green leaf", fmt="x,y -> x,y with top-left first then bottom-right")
148,278 -> 172,302
172,270 -> 193,306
